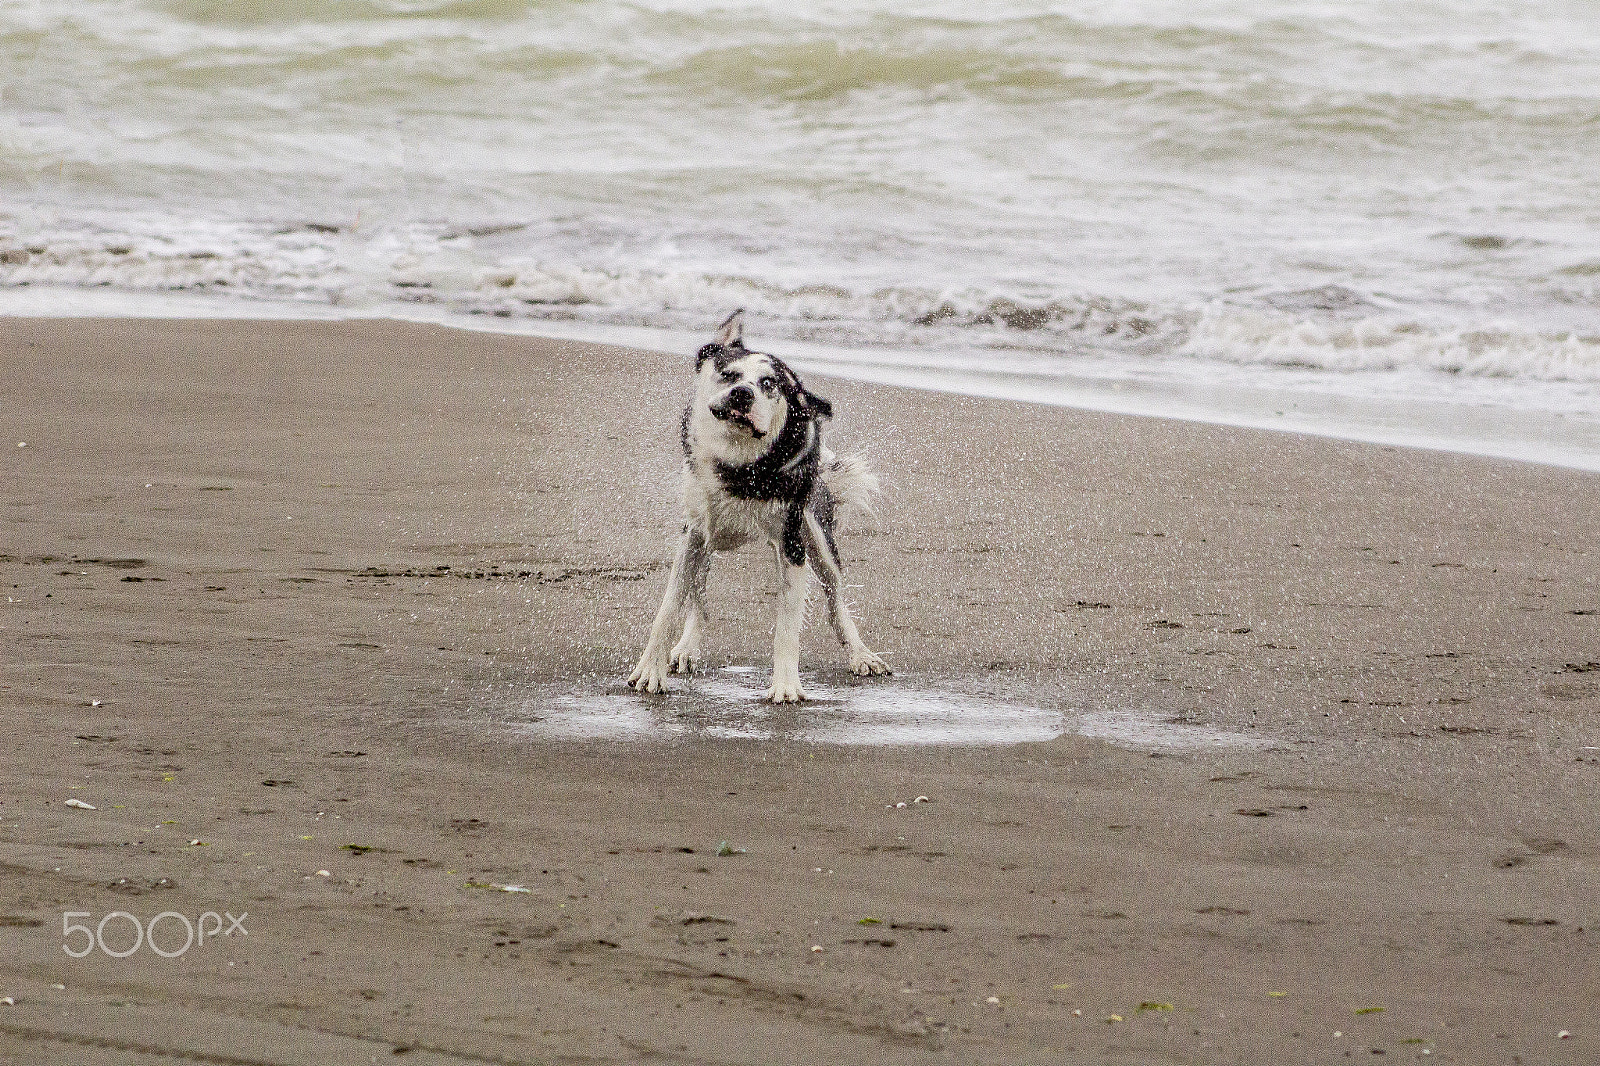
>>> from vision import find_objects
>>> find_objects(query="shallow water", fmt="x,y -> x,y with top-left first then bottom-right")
1072,710 -> 1269,754
513,668 -> 1266,752
790,349 -> 1600,473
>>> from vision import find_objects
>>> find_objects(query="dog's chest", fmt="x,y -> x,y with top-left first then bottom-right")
682,465 -> 786,550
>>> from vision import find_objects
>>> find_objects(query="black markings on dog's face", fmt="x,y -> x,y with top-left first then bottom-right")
702,352 -> 790,439
692,312 -> 831,426
695,342 -> 740,372
768,359 -> 832,421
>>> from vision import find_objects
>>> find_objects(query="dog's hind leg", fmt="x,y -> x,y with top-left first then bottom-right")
629,529 -> 708,693
804,511 -> 890,677
669,544 -> 712,674
764,540 -> 811,703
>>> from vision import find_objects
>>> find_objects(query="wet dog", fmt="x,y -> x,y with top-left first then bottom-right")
628,310 -> 890,702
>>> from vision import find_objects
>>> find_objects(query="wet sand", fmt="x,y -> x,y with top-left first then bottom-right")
2,316 -> 1598,1064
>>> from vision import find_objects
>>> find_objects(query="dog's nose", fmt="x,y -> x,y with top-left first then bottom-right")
720,385 -> 755,413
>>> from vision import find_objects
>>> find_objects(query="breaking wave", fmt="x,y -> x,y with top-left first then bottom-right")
5,214 -> 1597,385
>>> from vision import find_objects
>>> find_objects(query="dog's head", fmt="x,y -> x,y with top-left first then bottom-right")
692,310 -> 831,443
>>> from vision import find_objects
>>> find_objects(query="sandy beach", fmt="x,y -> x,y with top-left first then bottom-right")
2,316 -> 1598,1064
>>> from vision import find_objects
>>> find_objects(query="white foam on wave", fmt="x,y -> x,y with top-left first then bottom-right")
7,217 -> 1599,391
0,212 -> 1163,343
7,195 -> 1600,397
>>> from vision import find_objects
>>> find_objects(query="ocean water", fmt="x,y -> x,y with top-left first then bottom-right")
4,0 -> 1599,460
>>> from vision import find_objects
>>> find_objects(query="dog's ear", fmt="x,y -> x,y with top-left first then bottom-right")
803,389 -> 833,420
713,309 -> 745,349
772,359 -> 833,420
696,309 -> 746,370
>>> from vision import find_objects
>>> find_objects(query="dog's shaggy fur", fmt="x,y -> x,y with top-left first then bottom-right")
628,310 -> 889,702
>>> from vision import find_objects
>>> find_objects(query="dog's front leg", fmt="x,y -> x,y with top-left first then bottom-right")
764,541 -> 810,703
629,529 -> 706,693
668,544 -> 712,675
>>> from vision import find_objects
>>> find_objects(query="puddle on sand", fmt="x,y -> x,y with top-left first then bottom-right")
514,669 -> 1268,751
524,671 -> 1063,746
1073,710 -> 1269,753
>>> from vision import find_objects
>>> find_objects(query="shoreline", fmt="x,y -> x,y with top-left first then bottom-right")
3,285 -> 1598,474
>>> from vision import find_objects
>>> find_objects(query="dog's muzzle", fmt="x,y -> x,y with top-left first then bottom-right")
710,386 -> 762,436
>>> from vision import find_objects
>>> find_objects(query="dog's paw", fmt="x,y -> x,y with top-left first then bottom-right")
849,648 -> 891,676
627,656 -> 671,694
668,646 -> 699,675
763,677 -> 808,704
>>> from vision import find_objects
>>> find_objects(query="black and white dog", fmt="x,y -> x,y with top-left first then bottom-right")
628,310 -> 890,703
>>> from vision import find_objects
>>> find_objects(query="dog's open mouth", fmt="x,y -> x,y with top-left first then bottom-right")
712,407 -> 764,438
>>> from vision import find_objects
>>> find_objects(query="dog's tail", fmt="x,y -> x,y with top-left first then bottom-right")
819,449 -> 880,520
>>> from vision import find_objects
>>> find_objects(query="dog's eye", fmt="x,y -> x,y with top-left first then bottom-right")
719,370 -> 740,384
758,377 -> 777,393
